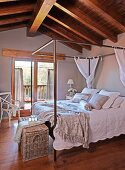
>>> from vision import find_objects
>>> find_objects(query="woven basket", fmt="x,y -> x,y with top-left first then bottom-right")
21,124 -> 49,161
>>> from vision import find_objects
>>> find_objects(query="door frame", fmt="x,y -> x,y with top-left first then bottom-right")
11,60 -> 37,106
11,59 -> 53,108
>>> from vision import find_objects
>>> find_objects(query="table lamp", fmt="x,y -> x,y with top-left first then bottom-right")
67,79 -> 74,88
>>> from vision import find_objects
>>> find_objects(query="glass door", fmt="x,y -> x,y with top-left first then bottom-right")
37,62 -> 54,101
14,61 -> 54,111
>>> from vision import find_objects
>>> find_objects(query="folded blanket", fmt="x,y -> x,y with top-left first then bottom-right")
54,112 -> 89,148
33,101 -> 89,148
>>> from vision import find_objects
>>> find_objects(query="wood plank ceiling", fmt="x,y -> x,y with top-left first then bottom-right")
0,0 -> 125,52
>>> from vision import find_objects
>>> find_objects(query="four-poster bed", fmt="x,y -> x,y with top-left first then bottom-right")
31,40 -> 125,161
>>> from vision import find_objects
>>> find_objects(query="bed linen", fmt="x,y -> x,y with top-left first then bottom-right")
32,100 -> 125,150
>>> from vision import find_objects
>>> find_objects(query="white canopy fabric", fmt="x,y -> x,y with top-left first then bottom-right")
74,57 -> 99,88
114,48 -> 125,86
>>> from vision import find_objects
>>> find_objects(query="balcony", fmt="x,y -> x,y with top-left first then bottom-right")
24,85 -> 47,102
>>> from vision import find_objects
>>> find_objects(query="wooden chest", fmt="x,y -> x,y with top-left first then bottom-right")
21,124 -> 49,161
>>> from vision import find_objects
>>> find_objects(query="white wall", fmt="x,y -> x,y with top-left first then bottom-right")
82,33 -> 125,96
58,59 -> 85,99
0,27 -> 85,99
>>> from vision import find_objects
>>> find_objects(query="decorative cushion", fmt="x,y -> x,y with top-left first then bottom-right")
84,103 -> 92,111
88,93 -> 109,110
99,90 -> 120,109
81,87 -> 100,95
72,93 -> 91,103
111,96 -> 124,108
72,93 -> 83,103
81,93 -> 92,102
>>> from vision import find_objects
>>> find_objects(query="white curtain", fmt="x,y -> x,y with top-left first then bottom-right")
114,48 -> 125,86
47,69 -> 54,99
15,68 -> 24,108
74,57 -> 99,88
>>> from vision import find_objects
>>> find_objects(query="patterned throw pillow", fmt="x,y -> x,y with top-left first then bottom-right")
81,93 -> 92,102
72,93 -> 91,103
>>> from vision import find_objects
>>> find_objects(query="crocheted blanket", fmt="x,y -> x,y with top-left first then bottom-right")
15,101 -> 89,147
54,112 -> 89,148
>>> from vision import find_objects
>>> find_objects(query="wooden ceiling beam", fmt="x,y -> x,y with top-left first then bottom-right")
0,3 -> 34,16
29,0 -> 56,33
82,0 -> 125,32
47,14 -> 100,44
0,0 -> 17,2
2,48 -> 65,60
0,15 -> 31,26
54,2 -> 117,43
40,25 -> 83,53
42,23 -> 91,50
0,23 -> 26,32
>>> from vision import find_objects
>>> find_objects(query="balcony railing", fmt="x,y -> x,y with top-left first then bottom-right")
24,85 -> 47,102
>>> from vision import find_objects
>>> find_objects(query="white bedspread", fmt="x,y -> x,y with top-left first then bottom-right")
32,100 -> 125,150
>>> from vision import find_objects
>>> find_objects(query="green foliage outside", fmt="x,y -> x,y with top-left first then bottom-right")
15,61 -> 53,85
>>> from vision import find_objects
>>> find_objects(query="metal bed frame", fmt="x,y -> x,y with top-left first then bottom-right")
32,39 -> 125,161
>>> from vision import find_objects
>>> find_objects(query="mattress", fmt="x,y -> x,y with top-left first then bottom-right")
32,100 -> 125,150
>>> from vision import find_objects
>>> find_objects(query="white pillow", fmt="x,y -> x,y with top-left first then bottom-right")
88,93 -> 109,110
111,96 -> 124,108
81,88 -> 99,95
99,90 -> 120,109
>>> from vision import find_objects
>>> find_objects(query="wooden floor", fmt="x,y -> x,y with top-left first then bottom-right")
1,121 -> 125,170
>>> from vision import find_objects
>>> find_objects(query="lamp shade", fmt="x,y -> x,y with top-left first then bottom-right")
67,79 -> 74,85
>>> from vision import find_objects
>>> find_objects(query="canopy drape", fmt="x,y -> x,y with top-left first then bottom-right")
74,57 -> 99,88
114,48 -> 125,86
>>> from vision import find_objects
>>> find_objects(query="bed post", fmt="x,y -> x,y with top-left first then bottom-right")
88,58 -> 91,76
53,40 -> 57,161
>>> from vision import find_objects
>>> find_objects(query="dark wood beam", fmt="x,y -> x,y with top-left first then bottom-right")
47,14 -> 101,44
29,0 -> 56,33
0,2 -> 34,16
0,0 -> 17,1
40,26 -> 83,53
82,0 -> 125,32
0,15 -> 31,26
42,23 -> 91,50
54,2 -> 117,43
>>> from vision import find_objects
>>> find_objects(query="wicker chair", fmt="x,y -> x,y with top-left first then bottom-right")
0,97 -> 21,127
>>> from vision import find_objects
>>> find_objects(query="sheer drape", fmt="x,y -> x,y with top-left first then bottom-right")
15,68 -> 24,108
74,57 -> 99,88
46,69 -> 54,99
114,48 -> 125,86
